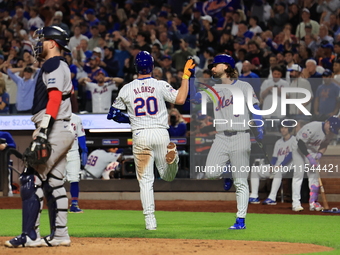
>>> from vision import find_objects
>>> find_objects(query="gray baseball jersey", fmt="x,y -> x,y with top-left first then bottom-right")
84,149 -> 121,178
85,81 -> 118,113
200,80 -> 259,132
272,135 -> 295,166
111,78 -> 178,131
32,61 -> 72,123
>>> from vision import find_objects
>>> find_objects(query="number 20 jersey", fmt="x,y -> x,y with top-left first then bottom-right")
111,77 -> 178,131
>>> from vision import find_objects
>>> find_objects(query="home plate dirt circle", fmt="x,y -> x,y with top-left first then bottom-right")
0,237 -> 333,255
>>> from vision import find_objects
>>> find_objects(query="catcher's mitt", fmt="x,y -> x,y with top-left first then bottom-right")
23,136 -> 52,166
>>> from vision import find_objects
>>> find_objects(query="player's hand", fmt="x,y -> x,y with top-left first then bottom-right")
81,152 -> 88,167
315,152 -> 323,161
182,58 -> 196,80
307,154 -> 318,167
107,106 -> 119,120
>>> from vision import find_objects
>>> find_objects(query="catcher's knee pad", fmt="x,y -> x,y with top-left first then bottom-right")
20,167 -> 43,240
43,173 -> 68,237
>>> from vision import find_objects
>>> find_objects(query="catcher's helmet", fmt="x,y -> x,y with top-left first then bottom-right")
278,119 -> 295,133
208,54 -> 235,69
135,51 -> 154,74
33,26 -> 70,58
327,116 -> 340,134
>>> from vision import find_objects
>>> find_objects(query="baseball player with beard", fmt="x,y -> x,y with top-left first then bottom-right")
5,26 -> 74,248
249,120 -> 295,205
191,54 -> 263,229
107,51 -> 195,230
79,71 -> 123,113
66,113 -> 88,213
292,116 -> 340,212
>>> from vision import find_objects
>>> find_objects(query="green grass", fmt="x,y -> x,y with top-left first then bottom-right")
0,209 -> 339,254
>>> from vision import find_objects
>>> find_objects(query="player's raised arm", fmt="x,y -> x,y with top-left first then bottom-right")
175,58 -> 195,105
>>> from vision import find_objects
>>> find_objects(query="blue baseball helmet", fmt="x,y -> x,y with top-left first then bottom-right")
327,116 -> 340,134
135,51 -> 154,74
33,26 -> 70,58
208,54 -> 235,70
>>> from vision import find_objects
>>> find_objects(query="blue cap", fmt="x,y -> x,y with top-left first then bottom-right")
159,11 -> 168,18
85,9 -> 95,15
321,43 -> 334,50
322,69 -> 332,76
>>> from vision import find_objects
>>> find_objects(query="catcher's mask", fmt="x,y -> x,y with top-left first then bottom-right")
33,26 -> 70,60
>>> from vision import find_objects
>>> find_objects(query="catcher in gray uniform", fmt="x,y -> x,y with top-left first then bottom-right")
5,26 -> 74,248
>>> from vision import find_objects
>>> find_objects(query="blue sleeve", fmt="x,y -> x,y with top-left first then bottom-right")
7,69 -> 22,84
252,104 -> 262,125
77,135 -> 88,153
189,80 -> 202,104
107,106 -> 130,123
280,152 -> 292,166
270,157 -> 278,166
168,123 -> 187,137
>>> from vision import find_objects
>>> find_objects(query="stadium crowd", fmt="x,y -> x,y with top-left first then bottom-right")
0,0 -> 340,136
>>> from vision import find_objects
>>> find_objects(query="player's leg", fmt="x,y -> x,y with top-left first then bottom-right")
66,153 -> 83,213
5,167 -> 44,248
38,121 -> 74,246
205,133 -> 230,179
229,133 -> 251,229
133,130 -> 157,230
291,149 -> 306,211
249,169 -> 261,203
265,171 -> 283,205
154,129 -> 178,182
308,171 -> 323,211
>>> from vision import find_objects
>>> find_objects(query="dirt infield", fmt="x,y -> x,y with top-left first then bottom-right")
0,197 -> 337,254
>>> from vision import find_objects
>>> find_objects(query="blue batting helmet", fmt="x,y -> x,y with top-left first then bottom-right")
135,51 -> 154,74
33,26 -> 70,58
327,116 -> 340,134
208,54 -> 235,70
278,119 -> 295,133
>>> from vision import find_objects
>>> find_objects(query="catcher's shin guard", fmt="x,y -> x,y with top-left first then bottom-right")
20,167 -> 43,241
43,173 -> 69,239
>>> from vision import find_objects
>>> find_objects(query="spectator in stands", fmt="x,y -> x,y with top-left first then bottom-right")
198,15 -> 217,68
0,131 -> 15,150
68,24 -> 89,52
303,33 -> 318,55
27,7 -> 44,30
316,0 -> 340,24
151,43 -> 164,68
316,24 -> 334,46
9,7 -> 28,31
261,54 -> 279,79
84,9 -> 100,28
168,108 -> 187,137
100,46 -> 119,78
161,55 -> 177,81
50,11 -> 71,36
295,8 -> 320,39
87,25 -> 101,51
136,31 -> 152,52
0,78 -> 9,114
172,38 -> 196,71
202,47 -> 215,71
4,64 -> 38,114
268,2 -> 289,37
284,50 -> 295,84
314,69 -> 340,119
64,52 -> 79,113
153,67 -> 163,81
260,65 -> 289,118
79,70 -> 123,113
239,60 -> 261,99
318,43 -> 336,71
0,64 -> 17,114
286,64 -> 313,117
303,59 -> 323,97
249,16 -> 262,35
245,39 -> 265,76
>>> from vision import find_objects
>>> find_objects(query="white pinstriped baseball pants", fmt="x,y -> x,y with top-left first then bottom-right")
205,132 -> 251,218
132,128 -> 179,229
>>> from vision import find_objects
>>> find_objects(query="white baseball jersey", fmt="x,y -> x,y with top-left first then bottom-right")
199,80 -> 259,132
260,78 -> 289,118
66,113 -> 86,160
111,78 -> 178,131
272,135 -> 295,166
293,122 -> 331,154
84,149 -> 121,178
85,81 -> 118,113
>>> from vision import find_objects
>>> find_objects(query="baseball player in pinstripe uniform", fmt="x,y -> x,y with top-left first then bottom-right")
291,116 -> 340,212
107,51 -> 195,230
249,120 -> 295,205
5,26 -> 74,248
192,54 -> 264,229
66,113 -> 88,213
